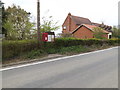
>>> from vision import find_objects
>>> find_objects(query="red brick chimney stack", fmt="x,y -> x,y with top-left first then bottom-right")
68,13 -> 71,32
68,12 -> 71,16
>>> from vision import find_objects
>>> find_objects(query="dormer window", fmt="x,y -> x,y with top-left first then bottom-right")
63,26 -> 67,30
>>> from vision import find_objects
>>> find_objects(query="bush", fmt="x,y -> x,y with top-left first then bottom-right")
60,33 -> 73,38
2,39 -> 38,60
2,38 -> 119,60
106,39 -> 120,45
55,38 -> 120,47
25,49 -> 46,59
54,38 -> 83,47
46,48 -> 58,54
55,38 -> 100,47
59,45 -> 88,55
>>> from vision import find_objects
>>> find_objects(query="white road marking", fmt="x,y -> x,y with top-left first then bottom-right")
1,47 -> 118,71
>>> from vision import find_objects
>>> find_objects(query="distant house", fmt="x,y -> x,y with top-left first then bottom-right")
62,13 -> 112,39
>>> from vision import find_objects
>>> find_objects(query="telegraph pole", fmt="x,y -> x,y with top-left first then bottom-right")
118,1 -> 120,29
0,0 -> 4,34
37,0 -> 41,47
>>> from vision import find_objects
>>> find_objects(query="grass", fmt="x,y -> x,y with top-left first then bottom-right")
59,45 -> 88,55
2,42 -> 117,66
24,49 -> 47,59
19,46 -> 88,59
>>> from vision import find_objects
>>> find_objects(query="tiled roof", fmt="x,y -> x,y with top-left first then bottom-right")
92,22 -> 112,31
72,24 -> 109,34
71,15 -> 92,25
83,24 -> 97,30
84,24 -> 109,33
64,13 -> 112,33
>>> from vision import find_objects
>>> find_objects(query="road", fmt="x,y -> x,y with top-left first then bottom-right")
2,47 -> 118,88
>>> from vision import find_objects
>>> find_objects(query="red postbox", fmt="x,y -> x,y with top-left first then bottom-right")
42,32 -> 55,42
42,33 -> 48,42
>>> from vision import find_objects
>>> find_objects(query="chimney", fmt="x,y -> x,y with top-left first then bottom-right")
68,13 -> 71,32
68,12 -> 71,16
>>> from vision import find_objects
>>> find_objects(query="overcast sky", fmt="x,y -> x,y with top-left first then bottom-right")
2,0 -> 120,34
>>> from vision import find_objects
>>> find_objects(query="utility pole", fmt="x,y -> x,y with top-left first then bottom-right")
0,0 -> 4,34
37,0 -> 41,47
118,1 -> 120,29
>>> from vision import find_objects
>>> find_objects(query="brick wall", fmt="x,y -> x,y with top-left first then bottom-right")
62,13 -> 78,34
73,26 -> 94,39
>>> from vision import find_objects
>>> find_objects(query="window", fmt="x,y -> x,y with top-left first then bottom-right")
63,26 -> 66,30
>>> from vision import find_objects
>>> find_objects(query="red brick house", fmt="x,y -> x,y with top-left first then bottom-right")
62,13 -> 112,39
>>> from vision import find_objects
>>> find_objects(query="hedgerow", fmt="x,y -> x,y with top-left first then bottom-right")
2,39 -> 38,60
2,38 -> 120,60
54,38 -> 120,47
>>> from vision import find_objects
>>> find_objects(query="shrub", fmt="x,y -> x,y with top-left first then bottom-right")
46,48 -> 58,54
106,39 -> 120,45
54,37 -> 83,47
25,49 -> 46,59
60,33 -> 73,38
59,45 -> 88,55
93,27 -> 107,39
2,38 -> 119,60
55,38 -> 103,47
2,39 -> 38,60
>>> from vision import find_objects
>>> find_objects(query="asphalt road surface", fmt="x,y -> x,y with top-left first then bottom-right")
2,47 -> 118,88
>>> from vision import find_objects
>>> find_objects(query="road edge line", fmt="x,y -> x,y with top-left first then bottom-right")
1,46 -> 118,71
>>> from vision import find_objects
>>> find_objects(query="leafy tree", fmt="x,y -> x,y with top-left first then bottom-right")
40,15 -> 60,33
3,4 -> 34,40
112,26 -> 120,38
32,14 -> 60,39
2,6 -> 9,36
93,27 -> 106,39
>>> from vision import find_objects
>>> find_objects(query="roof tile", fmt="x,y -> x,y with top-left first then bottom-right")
71,15 -> 92,25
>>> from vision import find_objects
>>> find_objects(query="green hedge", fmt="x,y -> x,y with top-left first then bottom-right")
2,39 -> 38,60
54,38 -> 120,47
2,38 -> 120,60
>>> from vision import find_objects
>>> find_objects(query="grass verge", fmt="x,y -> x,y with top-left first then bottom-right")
2,44 -> 116,66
